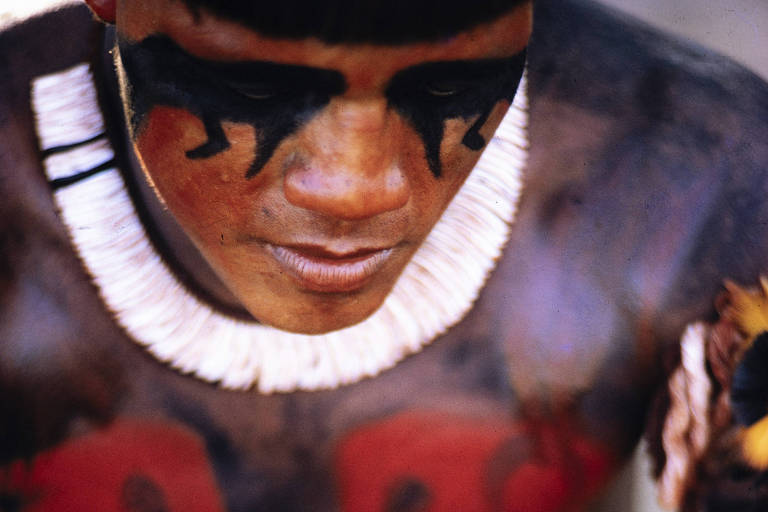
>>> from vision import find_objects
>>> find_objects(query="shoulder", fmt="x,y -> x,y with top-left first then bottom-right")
0,6 -> 127,462
528,0 -> 768,191
0,4 -> 101,216
487,0 -> 768,439
0,4 -> 104,293
0,5 -> 103,340
522,0 -> 768,340
0,5 -> 99,125
0,4 -> 99,151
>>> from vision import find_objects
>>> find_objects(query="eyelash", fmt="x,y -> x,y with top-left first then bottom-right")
223,76 -> 492,103
420,68 -> 516,99
238,90 -> 276,100
422,77 -> 500,98
424,82 -> 464,97
228,83 -> 278,101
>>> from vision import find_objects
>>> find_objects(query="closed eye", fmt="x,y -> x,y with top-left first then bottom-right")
423,81 -> 465,97
229,83 -> 278,100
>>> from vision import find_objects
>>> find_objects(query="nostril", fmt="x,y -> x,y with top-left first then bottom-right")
284,165 -> 410,220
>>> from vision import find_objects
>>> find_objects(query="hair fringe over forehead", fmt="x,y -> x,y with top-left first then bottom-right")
177,0 -> 529,44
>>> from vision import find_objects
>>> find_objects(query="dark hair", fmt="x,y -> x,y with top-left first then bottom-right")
179,0 -> 528,44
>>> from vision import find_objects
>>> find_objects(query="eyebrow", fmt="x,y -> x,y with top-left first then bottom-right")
386,51 -> 527,87
194,56 -> 348,93
174,40 -> 525,93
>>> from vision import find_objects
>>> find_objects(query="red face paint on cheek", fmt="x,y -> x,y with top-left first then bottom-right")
135,106 -> 264,243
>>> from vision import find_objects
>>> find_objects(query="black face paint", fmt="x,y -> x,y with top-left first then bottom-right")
386,49 -> 526,177
117,35 -> 346,178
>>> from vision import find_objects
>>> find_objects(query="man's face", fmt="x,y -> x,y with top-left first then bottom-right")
114,0 -> 532,334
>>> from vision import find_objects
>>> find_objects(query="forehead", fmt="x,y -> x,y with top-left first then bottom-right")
118,0 -> 532,82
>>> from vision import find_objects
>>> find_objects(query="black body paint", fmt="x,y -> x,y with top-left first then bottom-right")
40,132 -> 106,158
0,493 -> 22,512
385,478 -> 432,512
121,474 -> 170,512
166,397 -> 330,511
117,35 -> 346,178
386,49 -> 526,177
50,157 -> 116,190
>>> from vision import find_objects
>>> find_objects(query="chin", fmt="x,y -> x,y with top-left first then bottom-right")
254,305 -> 384,336
240,285 -> 392,335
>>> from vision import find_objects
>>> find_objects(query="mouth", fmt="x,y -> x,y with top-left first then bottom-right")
268,244 -> 394,293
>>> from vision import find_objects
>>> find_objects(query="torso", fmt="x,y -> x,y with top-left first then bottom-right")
2,1 -> 768,510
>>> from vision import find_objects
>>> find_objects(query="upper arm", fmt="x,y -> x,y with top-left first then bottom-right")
492,0 -> 768,475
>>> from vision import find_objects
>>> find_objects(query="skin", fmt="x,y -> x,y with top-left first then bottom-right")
108,0 -> 532,334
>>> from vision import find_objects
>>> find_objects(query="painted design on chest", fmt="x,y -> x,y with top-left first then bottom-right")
0,420 -> 225,511
118,35 -> 526,178
335,411 -> 612,512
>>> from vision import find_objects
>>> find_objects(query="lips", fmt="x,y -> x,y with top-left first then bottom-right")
268,244 -> 393,292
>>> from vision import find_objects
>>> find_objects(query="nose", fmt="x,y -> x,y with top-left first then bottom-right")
284,97 -> 411,220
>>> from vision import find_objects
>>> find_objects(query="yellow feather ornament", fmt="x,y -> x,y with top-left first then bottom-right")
724,277 -> 768,340
743,415 -> 768,469
725,277 -> 768,469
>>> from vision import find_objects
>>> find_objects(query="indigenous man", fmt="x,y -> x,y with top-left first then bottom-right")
0,0 -> 767,510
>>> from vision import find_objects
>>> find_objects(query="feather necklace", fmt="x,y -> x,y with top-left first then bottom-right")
31,62 -> 529,393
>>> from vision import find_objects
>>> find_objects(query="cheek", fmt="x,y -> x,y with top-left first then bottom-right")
134,107 -> 262,241
437,100 -> 511,187
412,100 -> 510,229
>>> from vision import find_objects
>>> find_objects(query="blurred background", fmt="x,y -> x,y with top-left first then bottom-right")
2,1 -> 766,510
599,0 -> 767,81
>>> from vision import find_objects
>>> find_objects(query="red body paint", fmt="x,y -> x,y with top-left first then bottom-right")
335,412 -> 612,512
2,420 -> 225,512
